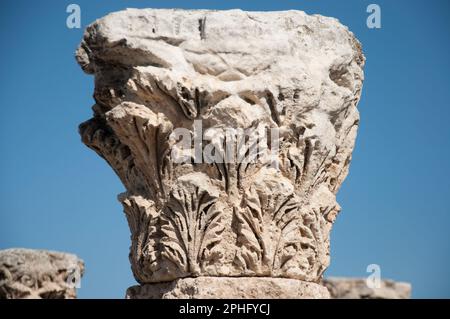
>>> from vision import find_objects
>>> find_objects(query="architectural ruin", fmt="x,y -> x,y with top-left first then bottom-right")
0,248 -> 84,299
76,8 -> 365,298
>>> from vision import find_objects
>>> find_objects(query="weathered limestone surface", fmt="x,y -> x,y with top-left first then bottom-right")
323,277 -> 412,299
0,248 -> 84,299
126,277 -> 330,299
77,8 -> 364,298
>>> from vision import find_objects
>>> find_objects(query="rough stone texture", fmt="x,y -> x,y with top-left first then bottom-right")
76,8 -> 364,297
0,248 -> 84,299
323,277 -> 412,299
126,277 -> 329,299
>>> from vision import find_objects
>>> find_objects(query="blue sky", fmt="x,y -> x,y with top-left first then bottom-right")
0,0 -> 449,298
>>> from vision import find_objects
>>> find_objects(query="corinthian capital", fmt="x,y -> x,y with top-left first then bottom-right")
77,8 -> 364,298
0,249 -> 84,299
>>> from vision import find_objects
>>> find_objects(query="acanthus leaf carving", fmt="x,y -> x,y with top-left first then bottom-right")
233,168 -> 322,279
160,173 -> 225,276
105,103 -> 174,203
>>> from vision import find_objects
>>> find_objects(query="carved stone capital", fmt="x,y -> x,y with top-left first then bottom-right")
323,278 -> 412,299
77,8 -> 364,298
0,249 -> 84,299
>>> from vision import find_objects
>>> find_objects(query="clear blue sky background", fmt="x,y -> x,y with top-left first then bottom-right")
1,0 -> 449,298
